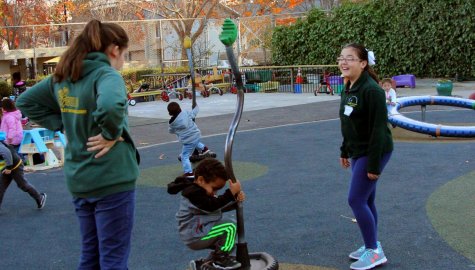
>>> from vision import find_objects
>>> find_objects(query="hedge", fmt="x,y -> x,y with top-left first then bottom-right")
271,0 -> 475,79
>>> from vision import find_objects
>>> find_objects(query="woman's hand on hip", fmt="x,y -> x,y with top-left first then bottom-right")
87,134 -> 124,158
367,173 -> 379,180
340,158 -> 350,169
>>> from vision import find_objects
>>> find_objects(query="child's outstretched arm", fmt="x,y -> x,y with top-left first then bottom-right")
191,104 -> 199,119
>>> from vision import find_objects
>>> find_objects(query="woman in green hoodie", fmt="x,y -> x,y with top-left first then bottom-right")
338,43 -> 393,270
16,20 -> 139,270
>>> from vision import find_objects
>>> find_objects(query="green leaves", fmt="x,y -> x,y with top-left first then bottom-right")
271,0 -> 475,79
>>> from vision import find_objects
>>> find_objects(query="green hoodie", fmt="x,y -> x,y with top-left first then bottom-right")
339,71 -> 393,174
16,52 -> 139,198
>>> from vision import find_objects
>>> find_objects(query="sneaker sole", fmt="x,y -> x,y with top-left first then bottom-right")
350,257 -> 387,270
211,262 -> 241,270
189,260 -> 199,270
202,152 -> 216,158
38,194 -> 47,209
349,243 -> 382,260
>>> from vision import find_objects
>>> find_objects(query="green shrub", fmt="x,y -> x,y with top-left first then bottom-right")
25,78 -> 37,87
272,0 -> 475,79
0,80 -> 12,98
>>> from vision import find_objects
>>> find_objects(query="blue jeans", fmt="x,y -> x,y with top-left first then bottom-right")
73,190 -> 135,270
181,141 -> 205,173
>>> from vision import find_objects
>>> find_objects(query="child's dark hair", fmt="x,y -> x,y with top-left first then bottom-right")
12,72 -> 21,83
167,158 -> 228,194
2,98 -> 16,112
167,102 -> 182,117
343,43 -> 379,83
195,158 -> 229,183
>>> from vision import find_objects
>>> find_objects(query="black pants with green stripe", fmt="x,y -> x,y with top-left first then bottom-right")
187,219 -> 237,254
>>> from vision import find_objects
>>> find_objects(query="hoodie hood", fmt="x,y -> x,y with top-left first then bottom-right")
81,52 -> 112,79
167,176 -> 194,194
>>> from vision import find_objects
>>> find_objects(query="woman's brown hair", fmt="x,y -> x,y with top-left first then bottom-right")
343,43 -> 379,83
54,19 -> 129,83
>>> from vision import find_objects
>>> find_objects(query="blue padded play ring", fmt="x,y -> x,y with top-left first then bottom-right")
388,96 -> 475,137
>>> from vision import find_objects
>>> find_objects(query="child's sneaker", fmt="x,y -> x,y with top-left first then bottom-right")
37,193 -> 47,209
211,255 -> 241,270
189,258 -> 211,270
184,172 -> 194,179
350,248 -> 387,270
201,146 -> 210,155
200,147 -> 217,158
349,241 -> 381,260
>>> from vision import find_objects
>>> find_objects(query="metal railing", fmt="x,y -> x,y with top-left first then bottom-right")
134,65 -> 342,96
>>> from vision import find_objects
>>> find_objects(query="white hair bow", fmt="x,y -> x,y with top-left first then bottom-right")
367,50 -> 376,66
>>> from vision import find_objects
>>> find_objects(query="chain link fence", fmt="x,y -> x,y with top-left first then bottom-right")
0,13 -> 306,76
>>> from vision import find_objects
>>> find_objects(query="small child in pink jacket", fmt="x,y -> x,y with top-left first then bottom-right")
0,98 -> 24,153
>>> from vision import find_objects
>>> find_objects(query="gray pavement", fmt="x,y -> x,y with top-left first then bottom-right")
128,79 -> 475,121
0,78 -> 474,270
128,79 -> 475,147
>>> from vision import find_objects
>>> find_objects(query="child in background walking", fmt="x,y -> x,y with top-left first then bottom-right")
0,98 -> 24,155
167,158 -> 245,270
0,132 -> 46,211
168,101 -> 214,178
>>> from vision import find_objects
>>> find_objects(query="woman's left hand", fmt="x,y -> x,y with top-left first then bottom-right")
87,134 -> 124,158
367,173 -> 379,180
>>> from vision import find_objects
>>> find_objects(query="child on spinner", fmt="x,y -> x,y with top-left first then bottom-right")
168,101 -> 212,178
381,78 -> 397,106
167,158 -> 245,270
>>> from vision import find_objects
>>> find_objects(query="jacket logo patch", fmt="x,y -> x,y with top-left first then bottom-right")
346,96 -> 358,107
58,87 -> 87,114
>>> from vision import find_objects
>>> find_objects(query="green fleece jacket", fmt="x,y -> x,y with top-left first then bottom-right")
16,52 -> 139,198
339,71 -> 393,174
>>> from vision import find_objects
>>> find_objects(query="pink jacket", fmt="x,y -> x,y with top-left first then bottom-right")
0,110 -> 23,145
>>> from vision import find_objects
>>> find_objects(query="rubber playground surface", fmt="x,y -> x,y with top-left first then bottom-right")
1,81 -> 475,270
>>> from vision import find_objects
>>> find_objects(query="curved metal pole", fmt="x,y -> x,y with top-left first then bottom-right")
224,46 -> 244,184
224,45 -> 251,269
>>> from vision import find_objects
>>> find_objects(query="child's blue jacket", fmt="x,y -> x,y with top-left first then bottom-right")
168,106 -> 201,144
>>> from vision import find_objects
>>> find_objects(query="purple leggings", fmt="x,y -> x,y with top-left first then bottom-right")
348,152 -> 392,250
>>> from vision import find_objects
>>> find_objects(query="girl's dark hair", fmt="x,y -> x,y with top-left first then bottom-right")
54,19 -> 129,83
194,158 -> 229,183
343,43 -> 379,83
167,102 -> 182,116
2,98 -> 16,112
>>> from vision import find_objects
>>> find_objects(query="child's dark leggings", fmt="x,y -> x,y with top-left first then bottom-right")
0,165 -> 42,208
348,152 -> 392,250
